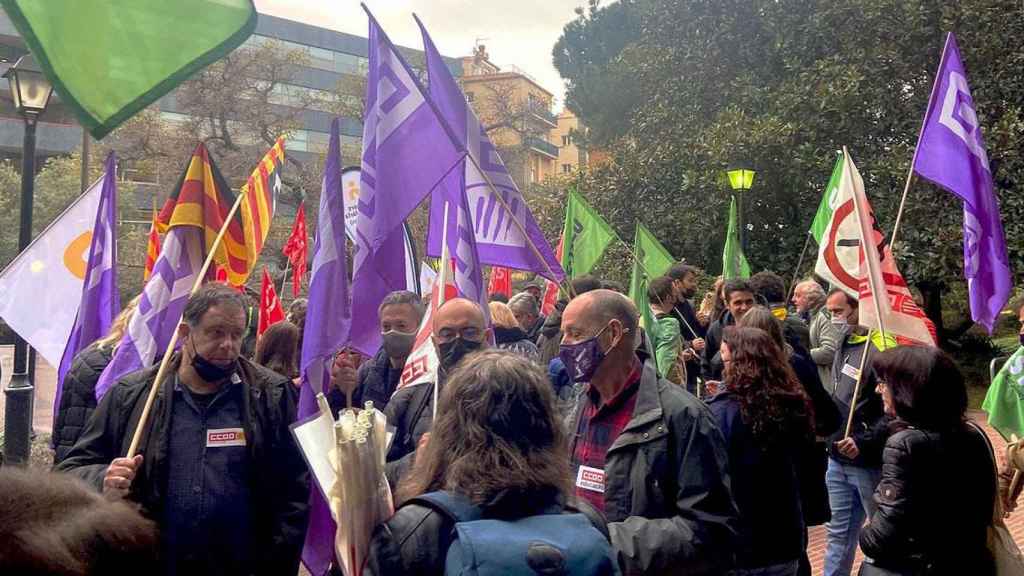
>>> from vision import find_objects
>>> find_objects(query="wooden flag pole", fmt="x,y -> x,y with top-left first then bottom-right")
126,193 -> 246,458
888,168 -> 916,251
843,336 -> 875,439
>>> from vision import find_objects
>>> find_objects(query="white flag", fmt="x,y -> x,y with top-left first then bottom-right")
0,177 -> 106,366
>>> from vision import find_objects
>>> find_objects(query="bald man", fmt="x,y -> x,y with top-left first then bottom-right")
561,289 -> 738,575
383,298 -> 489,485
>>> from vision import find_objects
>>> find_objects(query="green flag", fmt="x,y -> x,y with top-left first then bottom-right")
561,188 -> 615,278
982,347 -> 1024,440
628,225 -> 660,370
809,152 -> 844,244
722,195 -> 750,279
635,222 -> 674,279
2,0 -> 256,138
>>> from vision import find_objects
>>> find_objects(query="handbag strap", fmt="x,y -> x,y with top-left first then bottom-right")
966,420 -> 1004,523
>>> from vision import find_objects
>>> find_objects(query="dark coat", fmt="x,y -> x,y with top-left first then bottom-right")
52,342 -> 113,464
567,354 -> 738,575
494,325 -> 540,362
789,350 -> 840,527
524,314 -> 546,344
827,334 -> 890,467
56,355 -> 309,576
328,347 -> 401,415
859,423 -> 996,575
707,392 -> 806,569
700,311 -> 734,381
365,490 -> 610,576
383,378 -> 437,487
672,299 -> 704,392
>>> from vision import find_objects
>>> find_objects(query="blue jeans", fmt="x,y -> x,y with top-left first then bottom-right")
823,458 -> 880,576
730,561 -> 799,576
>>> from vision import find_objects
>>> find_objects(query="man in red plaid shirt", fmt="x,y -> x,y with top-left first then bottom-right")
561,289 -> 738,575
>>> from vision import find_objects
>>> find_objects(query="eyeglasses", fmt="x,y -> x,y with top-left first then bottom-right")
436,326 -> 484,343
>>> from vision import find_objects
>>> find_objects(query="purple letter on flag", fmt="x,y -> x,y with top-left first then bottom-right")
349,9 -> 465,356
416,16 -> 565,283
297,117 -> 352,575
913,32 -> 1011,332
56,152 -> 120,422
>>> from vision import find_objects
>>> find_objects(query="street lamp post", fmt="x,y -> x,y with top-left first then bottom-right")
3,54 -> 53,465
726,167 -> 756,251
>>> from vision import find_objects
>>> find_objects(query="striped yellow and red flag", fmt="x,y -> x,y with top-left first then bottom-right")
143,206 -> 161,281
237,137 -> 285,286
158,143 -> 247,284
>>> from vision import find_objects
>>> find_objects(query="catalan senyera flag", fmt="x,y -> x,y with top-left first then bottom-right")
237,137 -> 285,285
158,143 -> 243,281
143,207 -> 161,281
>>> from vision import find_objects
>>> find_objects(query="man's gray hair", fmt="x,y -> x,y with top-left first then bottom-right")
182,283 -> 248,326
378,290 -> 426,321
797,279 -> 827,309
583,289 -> 640,348
508,292 -> 539,316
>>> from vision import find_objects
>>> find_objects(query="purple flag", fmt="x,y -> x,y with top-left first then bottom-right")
297,117 -> 351,575
56,152 -> 120,421
912,32 -> 1011,332
416,17 -> 565,283
349,8 -> 465,356
438,163 -> 491,323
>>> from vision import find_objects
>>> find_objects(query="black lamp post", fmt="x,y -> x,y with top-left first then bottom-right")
726,166 -> 756,251
3,54 -> 53,465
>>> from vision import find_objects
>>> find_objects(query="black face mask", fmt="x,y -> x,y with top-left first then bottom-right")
190,338 -> 238,382
438,337 -> 483,373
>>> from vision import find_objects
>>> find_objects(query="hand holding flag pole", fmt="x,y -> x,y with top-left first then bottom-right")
125,190 -> 247,458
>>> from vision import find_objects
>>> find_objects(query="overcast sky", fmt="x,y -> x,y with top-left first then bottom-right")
254,0 -> 582,109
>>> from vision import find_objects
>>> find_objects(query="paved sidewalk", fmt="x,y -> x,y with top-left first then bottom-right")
0,344 -> 56,434
806,410 -> 1024,575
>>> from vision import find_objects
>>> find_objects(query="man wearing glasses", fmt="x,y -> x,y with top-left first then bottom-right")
383,298 -> 489,485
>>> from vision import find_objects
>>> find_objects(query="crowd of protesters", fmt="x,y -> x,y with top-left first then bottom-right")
7,267 -> 1024,576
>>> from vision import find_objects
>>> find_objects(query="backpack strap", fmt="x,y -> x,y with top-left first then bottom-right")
410,490 -> 484,524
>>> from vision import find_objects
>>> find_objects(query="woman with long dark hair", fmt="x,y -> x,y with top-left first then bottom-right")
738,307 -> 839,576
365,349 -> 614,576
858,346 -> 995,575
708,326 -> 814,576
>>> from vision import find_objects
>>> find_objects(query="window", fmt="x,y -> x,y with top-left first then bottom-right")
561,135 -> 571,146
466,91 -> 475,102
562,164 -> 573,174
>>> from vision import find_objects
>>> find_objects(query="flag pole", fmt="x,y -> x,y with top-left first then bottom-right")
889,33 -> 954,250
126,192 -> 247,458
785,233 -> 813,304
433,201 -> 451,423
843,335 -> 874,438
279,258 -> 291,301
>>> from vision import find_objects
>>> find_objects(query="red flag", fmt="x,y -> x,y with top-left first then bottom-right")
487,266 -> 512,298
258,266 -> 285,338
143,208 -> 161,281
282,202 -> 308,297
540,236 -> 564,316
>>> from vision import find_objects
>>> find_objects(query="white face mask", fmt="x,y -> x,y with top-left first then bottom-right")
831,314 -> 848,328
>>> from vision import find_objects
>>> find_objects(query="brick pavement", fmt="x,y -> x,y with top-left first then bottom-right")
806,410 -> 1024,575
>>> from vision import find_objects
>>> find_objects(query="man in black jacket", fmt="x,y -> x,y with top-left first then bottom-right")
562,289 -> 738,575
822,288 -> 892,576
57,284 -> 309,576
383,298 -> 489,486
330,291 -> 424,413
667,264 -> 706,394
701,279 -> 756,385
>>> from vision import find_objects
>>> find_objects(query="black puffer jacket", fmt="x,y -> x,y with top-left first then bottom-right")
52,342 -> 113,464
859,422 -> 996,575
365,489 -> 610,576
536,300 -> 567,366
56,355 -> 309,576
